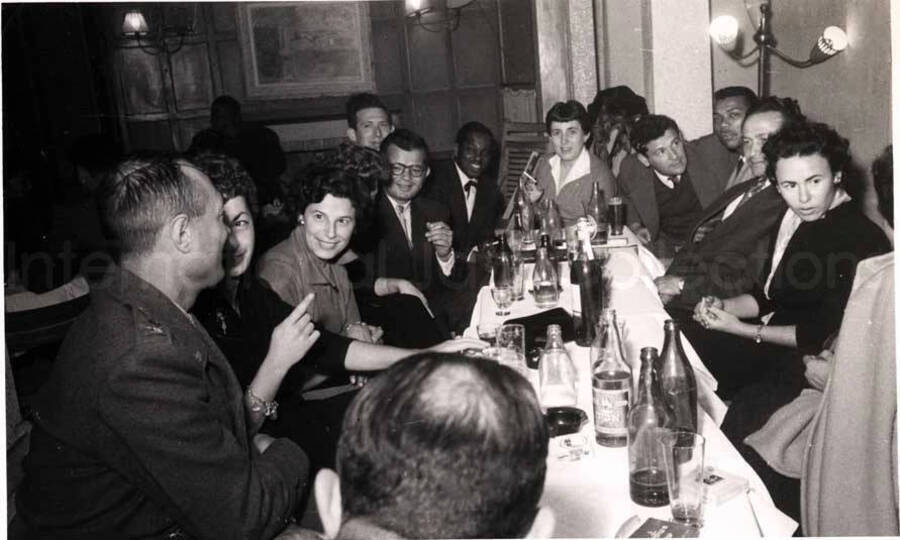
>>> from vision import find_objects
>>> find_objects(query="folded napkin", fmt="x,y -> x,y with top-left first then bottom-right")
505,307 -> 575,351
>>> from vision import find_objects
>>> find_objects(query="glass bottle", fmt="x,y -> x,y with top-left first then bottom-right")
506,210 -> 525,253
573,223 -> 603,346
540,198 -> 565,249
656,320 -> 699,433
586,181 -> 608,244
539,324 -> 577,408
493,233 -> 514,288
532,234 -> 559,308
591,309 -> 632,447
514,186 -> 535,250
628,347 -> 672,507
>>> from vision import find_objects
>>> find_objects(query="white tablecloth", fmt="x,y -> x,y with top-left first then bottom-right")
464,232 -> 798,537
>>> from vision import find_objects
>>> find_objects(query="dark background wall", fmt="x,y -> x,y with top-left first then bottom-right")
3,0 -> 536,185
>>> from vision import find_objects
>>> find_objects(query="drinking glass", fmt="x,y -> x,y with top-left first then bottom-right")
609,196 -> 625,236
658,430 -> 706,527
491,284 -> 513,316
497,324 -> 527,376
477,321 -> 499,345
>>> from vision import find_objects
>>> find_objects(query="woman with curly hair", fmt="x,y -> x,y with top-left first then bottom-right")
190,154 -> 483,470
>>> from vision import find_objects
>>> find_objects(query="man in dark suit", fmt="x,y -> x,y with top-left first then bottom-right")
17,156 -> 309,539
373,129 -> 469,330
617,115 -> 729,251
691,86 -> 758,192
655,96 -> 802,313
423,121 -> 505,259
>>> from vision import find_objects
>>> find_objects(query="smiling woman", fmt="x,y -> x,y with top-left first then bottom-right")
257,166 -> 371,338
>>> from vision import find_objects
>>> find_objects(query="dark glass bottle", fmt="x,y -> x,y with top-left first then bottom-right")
656,320 -> 698,433
628,347 -> 671,507
586,181 -> 608,244
493,234 -> 514,288
573,223 -> 603,346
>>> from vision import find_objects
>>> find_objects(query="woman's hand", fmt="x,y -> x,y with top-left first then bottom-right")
374,277 -> 434,318
700,305 -> 740,333
692,296 -> 723,328
803,349 -> 833,391
343,322 -> 383,343
265,293 -> 321,373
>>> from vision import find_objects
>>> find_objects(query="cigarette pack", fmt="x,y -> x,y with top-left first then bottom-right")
703,467 -> 748,507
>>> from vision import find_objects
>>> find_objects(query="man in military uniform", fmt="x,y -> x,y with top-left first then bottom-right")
17,156 -> 309,538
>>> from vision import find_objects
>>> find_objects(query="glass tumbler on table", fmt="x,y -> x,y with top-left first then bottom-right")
658,430 -> 706,527
491,284 -> 513,316
496,323 -> 526,376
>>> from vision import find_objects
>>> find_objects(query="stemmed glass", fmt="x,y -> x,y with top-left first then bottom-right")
491,283 -> 513,317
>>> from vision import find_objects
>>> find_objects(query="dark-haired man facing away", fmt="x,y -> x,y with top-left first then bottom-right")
18,156 -> 308,539
314,353 -> 555,539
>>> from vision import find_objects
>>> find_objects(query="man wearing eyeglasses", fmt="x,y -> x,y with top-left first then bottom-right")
372,129 -> 468,331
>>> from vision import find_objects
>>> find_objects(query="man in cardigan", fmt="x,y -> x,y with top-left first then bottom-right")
616,115 -> 729,253
17,156 -> 308,539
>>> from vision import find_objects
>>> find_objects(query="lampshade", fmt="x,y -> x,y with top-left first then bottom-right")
122,10 -> 149,36
809,26 -> 848,64
709,15 -> 739,52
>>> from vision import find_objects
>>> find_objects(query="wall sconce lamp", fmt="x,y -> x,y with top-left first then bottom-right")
121,5 -> 198,56
406,0 -> 475,33
709,0 -> 847,96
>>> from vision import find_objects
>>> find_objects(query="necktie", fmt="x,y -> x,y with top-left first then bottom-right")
734,177 -> 768,210
396,203 -> 413,249
464,180 -> 477,220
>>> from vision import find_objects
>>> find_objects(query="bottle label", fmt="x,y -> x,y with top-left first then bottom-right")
593,388 -> 629,435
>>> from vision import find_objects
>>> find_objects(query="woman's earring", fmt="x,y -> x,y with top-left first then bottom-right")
298,215 -> 305,225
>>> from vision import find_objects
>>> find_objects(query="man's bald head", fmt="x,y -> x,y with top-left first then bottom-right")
336,353 -> 549,539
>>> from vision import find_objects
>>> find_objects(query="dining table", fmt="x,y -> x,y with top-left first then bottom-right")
464,230 -> 798,537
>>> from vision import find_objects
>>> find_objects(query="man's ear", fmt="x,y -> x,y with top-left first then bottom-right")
525,506 -> 555,539
169,214 -> 192,253
347,127 -> 358,144
636,153 -> 650,168
834,171 -> 843,184
315,469 -> 343,539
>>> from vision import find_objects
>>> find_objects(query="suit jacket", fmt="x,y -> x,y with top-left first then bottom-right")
19,265 -> 307,539
690,133 -> 739,193
533,149 -> 617,226
750,202 -> 891,352
616,140 -> 730,240
423,160 -> 505,256
367,193 -> 467,296
666,178 -> 787,310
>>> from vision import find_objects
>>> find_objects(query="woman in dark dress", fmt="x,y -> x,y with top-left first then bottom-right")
190,154 -> 483,471
685,122 -> 890,522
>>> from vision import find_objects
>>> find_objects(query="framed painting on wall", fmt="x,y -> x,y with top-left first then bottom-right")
237,2 -> 374,99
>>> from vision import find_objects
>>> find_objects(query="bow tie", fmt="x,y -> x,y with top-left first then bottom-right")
464,180 -> 478,194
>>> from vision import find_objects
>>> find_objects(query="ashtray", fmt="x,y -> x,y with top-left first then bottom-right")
544,406 -> 587,438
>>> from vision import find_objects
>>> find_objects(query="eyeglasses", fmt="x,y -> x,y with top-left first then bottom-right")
390,163 -> 427,178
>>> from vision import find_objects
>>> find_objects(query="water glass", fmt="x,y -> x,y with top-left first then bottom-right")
658,430 -> 706,527
511,255 -> 525,300
491,284 -> 513,316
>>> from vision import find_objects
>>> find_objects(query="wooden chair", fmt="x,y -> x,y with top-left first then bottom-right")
497,121 -> 549,202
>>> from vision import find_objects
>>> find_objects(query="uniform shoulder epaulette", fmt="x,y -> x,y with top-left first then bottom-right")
131,305 -> 173,345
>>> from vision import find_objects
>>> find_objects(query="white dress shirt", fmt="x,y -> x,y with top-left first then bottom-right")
385,193 -> 455,277
652,169 -> 682,189
455,162 -> 476,221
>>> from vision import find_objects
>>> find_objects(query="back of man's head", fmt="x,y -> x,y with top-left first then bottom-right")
98,155 -> 207,258
332,353 -> 549,539
631,114 -> 681,156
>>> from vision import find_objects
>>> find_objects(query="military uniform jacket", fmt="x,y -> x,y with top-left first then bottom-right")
19,265 -> 308,539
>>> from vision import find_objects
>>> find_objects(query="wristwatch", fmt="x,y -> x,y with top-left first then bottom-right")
753,323 -> 764,344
